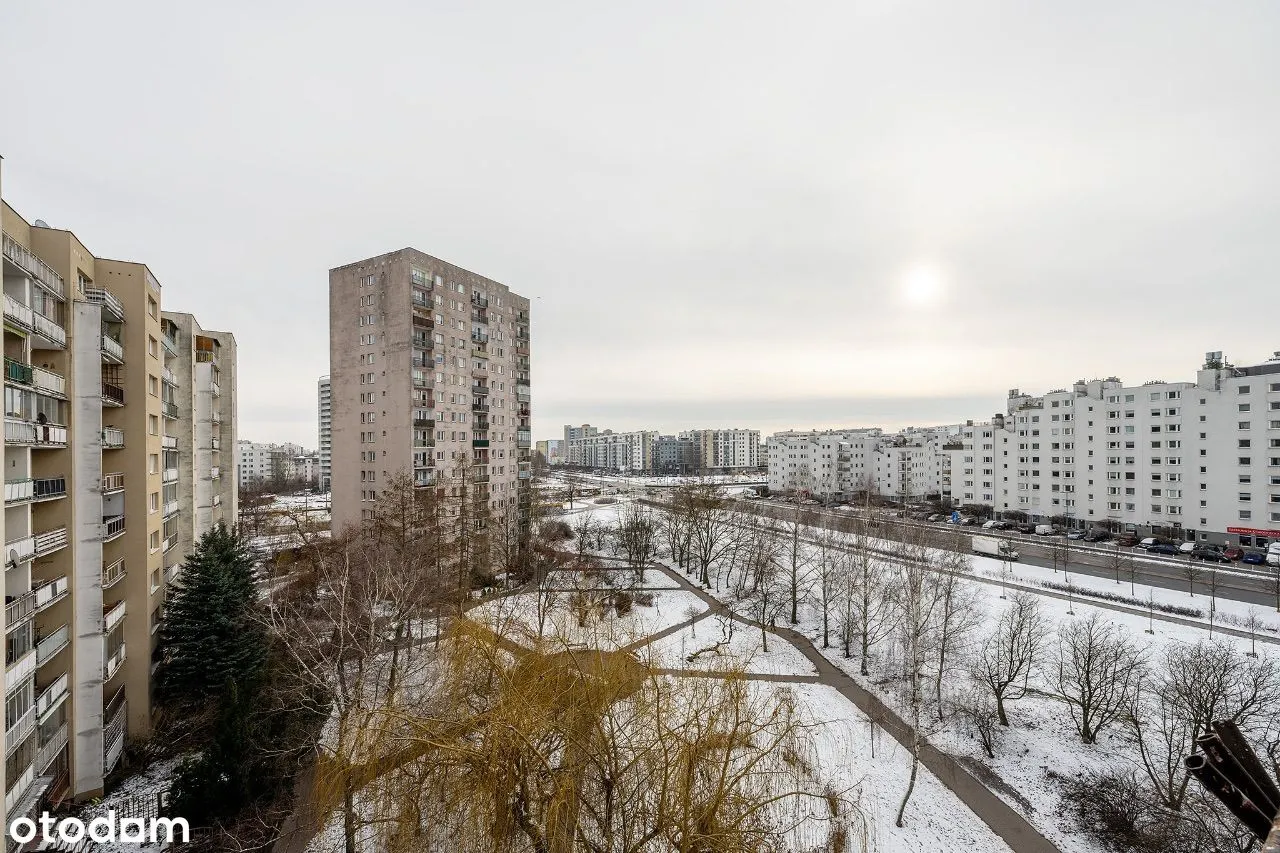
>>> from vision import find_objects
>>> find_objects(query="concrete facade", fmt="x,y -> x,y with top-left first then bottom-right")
318,376 -> 331,490
329,249 -> 531,538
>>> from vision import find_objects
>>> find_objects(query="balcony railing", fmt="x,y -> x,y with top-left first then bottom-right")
3,232 -> 66,300
211,466 -> 220,479
104,691 -> 127,771
35,722 -> 67,773
162,400 -> 178,419
6,590 -> 35,627
472,384 -> 489,396
5,535 -> 35,565
101,381 -> 124,406
4,357 -> 32,385
162,434 -> 177,449
84,287 -> 125,322
102,472 -> 125,492
162,534 -> 177,553
35,625 -> 69,666
32,367 -> 64,398
102,515 -> 125,541
6,705 -> 35,758
5,479 -> 33,504
211,380 -> 221,397
33,577 -> 68,612
34,527 -> 68,556
164,500 -> 179,517
102,427 -> 124,448
162,366 -> 177,386
104,643 -> 126,681
470,332 -> 489,344
161,332 -> 179,356
104,600 -> 127,633
35,673 -> 68,720
5,419 -> 67,448
32,313 -> 67,348
32,476 -> 67,501
472,402 -> 490,413
102,558 -> 126,589
211,436 -> 220,451
3,294 -> 32,330
163,468 -> 178,483
471,293 -> 488,308
517,431 -> 532,449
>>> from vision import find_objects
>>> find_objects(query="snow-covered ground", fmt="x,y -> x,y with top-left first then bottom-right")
73,757 -> 185,852
643,615 -> 818,676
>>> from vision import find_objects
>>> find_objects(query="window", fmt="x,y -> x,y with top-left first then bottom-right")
1240,421 -> 1252,430
1239,385 -> 1251,394
148,336 -> 158,358
148,453 -> 159,474
1239,493 -> 1252,502
1240,439 -> 1252,448
148,375 -> 158,396
1240,510 -> 1253,520
149,492 -> 159,513
149,530 -> 160,551
148,414 -> 158,435
147,296 -> 159,320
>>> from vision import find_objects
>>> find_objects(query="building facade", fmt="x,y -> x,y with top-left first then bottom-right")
318,375 -> 331,490
562,424 -> 597,465
943,351 -> 1280,548
0,181 -> 237,827
564,427 -> 761,473
567,430 -> 657,472
767,426 -> 957,502
329,249 -> 531,538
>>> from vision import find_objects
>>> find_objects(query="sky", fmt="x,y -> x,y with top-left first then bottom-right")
2,1 -> 1278,448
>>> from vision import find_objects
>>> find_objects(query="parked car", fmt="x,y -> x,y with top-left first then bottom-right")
1116,534 -> 1140,548
1268,543 -> 1280,567
1191,546 -> 1230,563
1066,530 -> 1085,540
1083,529 -> 1112,542
1223,546 -> 1244,561
1178,541 -> 1197,555
1016,524 -> 1036,534
1243,549 -> 1267,565
1147,543 -> 1180,556
1138,537 -> 1172,550
1035,524 -> 1059,536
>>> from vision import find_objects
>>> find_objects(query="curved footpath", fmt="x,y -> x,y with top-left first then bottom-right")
652,561 -> 1064,853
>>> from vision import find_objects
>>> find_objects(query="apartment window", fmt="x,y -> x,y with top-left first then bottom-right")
148,375 -> 158,396
147,296 -> 159,320
1240,440 -> 1251,449
1240,510 -> 1253,520
1240,457 -> 1252,465
149,492 -> 159,513
1239,493 -> 1252,502
148,454 -> 159,474
1240,385 -> 1251,394
148,336 -> 158,358
148,415 -> 159,435
149,530 -> 160,551
1240,421 -> 1252,430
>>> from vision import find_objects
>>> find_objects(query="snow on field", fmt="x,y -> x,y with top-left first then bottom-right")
787,683 -> 1014,853
74,757 -> 185,852
643,615 -> 817,676
469,588 -> 708,651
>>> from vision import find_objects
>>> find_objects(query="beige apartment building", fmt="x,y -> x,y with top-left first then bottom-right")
329,249 -> 531,540
0,166 -> 237,830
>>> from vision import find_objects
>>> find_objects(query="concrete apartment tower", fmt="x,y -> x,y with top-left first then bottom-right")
318,376 -> 331,490
1,169 -> 237,826
329,249 -> 531,538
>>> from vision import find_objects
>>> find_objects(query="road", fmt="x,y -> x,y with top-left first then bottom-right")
740,500 -> 1280,610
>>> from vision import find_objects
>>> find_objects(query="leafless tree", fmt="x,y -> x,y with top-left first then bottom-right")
813,525 -> 850,649
782,508 -> 817,624
929,547 -> 983,720
686,485 -> 738,588
614,502 -> 658,584
953,686 -> 1003,759
838,519 -> 897,676
1055,611 -> 1144,744
973,591 -> 1048,727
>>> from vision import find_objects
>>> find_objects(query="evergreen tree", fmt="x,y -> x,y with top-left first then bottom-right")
157,523 -> 266,707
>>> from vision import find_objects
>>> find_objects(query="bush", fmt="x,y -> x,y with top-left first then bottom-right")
539,520 -> 573,542
634,592 -> 655,607
614,591 -> 634,615
1038,580 -> 1202,618
1055,770 -> 1215,853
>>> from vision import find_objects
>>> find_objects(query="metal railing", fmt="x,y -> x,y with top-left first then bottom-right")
211,381 -> 220,397
4,357 -> 32,384
34,527 -> 68,556
3,294 -> 33,330
101,381 -> 124,405
104,645 -> 127,681
3,232 -> 66,300
104,600 -> 127,632
35,673 -> 68,720
35,625 -> 69,666
5,479 -> 34,504
162,366 -> 177,386
33,577 -> 68,612
5,535 -> 35,564
101,335 -> 124,362
33,313 -> 67,348
32,367 -> 64,397
101,473 -> 125,492
102,558 -> 126,588
84,287 -> 125,321
33,476 -> 66,501
6,590 -> 35,627
102,427 -> 125,448
162,400 -> 178,419
35,722 -> 67,772
103,515 -> 126,540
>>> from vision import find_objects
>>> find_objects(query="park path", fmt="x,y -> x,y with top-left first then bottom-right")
649,561 -> 1064,853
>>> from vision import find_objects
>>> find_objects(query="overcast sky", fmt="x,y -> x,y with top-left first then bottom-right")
3,1 -> 1278,448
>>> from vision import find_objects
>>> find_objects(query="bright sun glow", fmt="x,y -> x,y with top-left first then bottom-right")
901,264 -> 945,307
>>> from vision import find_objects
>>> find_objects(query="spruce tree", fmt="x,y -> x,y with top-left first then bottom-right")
157,522 -> 266,707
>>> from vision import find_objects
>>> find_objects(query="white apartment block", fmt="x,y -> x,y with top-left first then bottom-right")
562,424 -> 597,465
235,440 -> 308,489
681,429 -> 761,470
767,426 -> 957,501
569,431 -> 657,472
945,350 -> 1280,548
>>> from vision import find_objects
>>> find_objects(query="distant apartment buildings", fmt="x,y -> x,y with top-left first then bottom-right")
235,440 -> 312,489
563,427 -> 762,474
318,376 -> 331,490
1,177 -> 236,828
768,427 -> 955,501
942,350 -> 1280,548
328,249 -> 531,537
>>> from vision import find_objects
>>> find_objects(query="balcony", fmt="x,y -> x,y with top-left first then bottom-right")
470,332 -> 489,344
162,400 -> 178,420
162,366 -> 177,387
163,467 -> 178,483
6,705 -> 35,758
101,381 -> 124,407
104,690 -> 127,771
515,341 -> 530,357
35,722 -> 67,773
211,466 -> 220,479
4,419 -> 67,448
162,434 -> 178,449
35,625 -> 69,667
32,367 -> 64,398
472,384 -> 489,396
100,334 -> 124,364
3,294 -> 32,330
6,590 -> 35,628
102,472 -> 125,493
472,439 -> 490,448
471,366 -> 488,379
35,673 -> 68,720
85,287 -> 125,322
211,408 -> 221,424
5,479 -> 33,504
102,515 -> 126,542
516,385 -> 530,403
471,293 -> 488,308
162,331 -> 179,357
517,431 -> 532,449
34,527 -> 68,557
102,427 -> 125,449
472,471 -> 491,484
164,499 -> 179,517
33,577 -> 68,612
3,232 -> 66,300
104,600 -> 127,633
162,534 -> 177,553
104,643 -> 126,681
102,558 -> 125,589
4,357 -> 32,385
211,380 -> 221,397
195,349 -> 217,365
471,308 -> 488,324
211,436 -> 220,451
472,402 -> 490,414
5,535 -> 36,565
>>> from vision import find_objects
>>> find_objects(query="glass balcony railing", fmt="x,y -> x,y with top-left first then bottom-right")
35,625 -> 69,667
162,400 -> 178,420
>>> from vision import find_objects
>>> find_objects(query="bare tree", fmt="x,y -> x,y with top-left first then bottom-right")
686,484 -> 738,588
614,501 -> 658,584
783,509 -> 817,624
953,686 -> 1003,759
929,545 -> 983,720
1055,612 -> 1144,744
839,518 -> 897,676
813,525 -> 850,649
973,591 -> 1047,727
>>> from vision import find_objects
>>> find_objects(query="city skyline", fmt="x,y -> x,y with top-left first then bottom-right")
3,2 -> 1278,449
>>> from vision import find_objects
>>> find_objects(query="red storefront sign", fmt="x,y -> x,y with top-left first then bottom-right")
1226,526 -> 1280,538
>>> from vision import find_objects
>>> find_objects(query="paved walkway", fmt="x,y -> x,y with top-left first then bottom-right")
651,562 -> 1064,853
